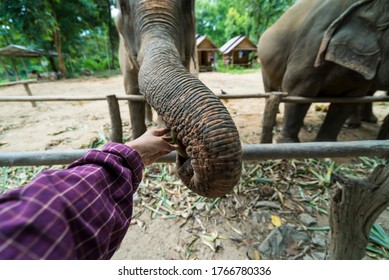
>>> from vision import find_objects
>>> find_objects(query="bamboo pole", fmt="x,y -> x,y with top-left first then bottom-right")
1,140 -> 388,167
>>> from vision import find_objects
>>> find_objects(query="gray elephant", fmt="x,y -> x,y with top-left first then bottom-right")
115,0 -> 242,197
258,0 -> 389,143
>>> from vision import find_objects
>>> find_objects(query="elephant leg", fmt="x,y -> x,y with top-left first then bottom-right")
316,103 -> 356,141
129,100 -> 147,139
262,71 -> 272,92
346,89 -> 377,127
345,105 -> 362,128
278,103 -> 311,143
360,103 -> 378,123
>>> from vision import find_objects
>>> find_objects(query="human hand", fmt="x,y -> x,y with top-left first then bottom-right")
127,127 -> 178,166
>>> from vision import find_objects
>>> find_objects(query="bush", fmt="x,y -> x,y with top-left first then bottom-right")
80,57 -> 109,72
215,59 -> 261,74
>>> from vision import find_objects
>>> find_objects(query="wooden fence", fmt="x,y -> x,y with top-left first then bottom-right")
1,92 -> 389,165
1,140 -> 388,166
1,92 -> 389,260
1,92 -> 389,145
0,79 -> 38,107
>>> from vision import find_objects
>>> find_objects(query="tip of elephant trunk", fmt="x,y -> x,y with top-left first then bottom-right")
176,142 -> 242,198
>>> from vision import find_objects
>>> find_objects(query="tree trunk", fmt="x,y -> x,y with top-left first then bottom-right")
326,164 -> 389,259
48,56 -> 59,73
53,29 -> 67,77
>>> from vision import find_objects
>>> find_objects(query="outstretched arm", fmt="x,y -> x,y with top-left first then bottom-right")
0,128 -> 176,260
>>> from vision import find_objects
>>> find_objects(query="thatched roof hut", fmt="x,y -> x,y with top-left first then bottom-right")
196,35 -> 219,72
220,35 -> 257,67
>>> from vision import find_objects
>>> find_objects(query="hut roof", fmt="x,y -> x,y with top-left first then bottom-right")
196,35 -> 220,52
219,35 -> 257,54
0,44 -> 58,58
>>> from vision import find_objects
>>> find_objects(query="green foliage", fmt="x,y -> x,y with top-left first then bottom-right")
87,131 -> 107,149
367,223 -> 389,259
216,59 -> 261,74
244,0 -> 295,42
0,0 -> 294,80
0,0 -> 118,79
1,166 -> 48,194
0,0 -> 99,48
195,0 -> 295,46
224,8 -> 249,39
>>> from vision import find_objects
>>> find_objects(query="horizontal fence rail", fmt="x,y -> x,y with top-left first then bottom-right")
0,79 -> 37,87
1,140 -> 388,167
1,94 -> 389,103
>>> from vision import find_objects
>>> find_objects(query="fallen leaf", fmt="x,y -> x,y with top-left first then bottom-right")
253,249 -> 261,260
271,215 -> 282,227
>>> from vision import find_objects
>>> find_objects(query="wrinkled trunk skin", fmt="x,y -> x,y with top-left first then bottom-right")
139,40 -> 242,197
117,0 -> 242,197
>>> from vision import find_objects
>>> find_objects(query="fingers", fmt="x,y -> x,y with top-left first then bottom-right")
151,127 -> 170,136
162,135 -> 173,142
151,127 -> 177,149
127,127 -> 180,165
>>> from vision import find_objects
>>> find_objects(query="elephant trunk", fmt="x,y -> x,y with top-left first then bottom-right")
138,39 -> 242,198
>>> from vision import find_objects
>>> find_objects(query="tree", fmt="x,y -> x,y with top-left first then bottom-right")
0,0 -> 99,77
243,0 -> 295,42
195,0 -> 295,46
95,0 -> 119,69
224,7 -> 249,39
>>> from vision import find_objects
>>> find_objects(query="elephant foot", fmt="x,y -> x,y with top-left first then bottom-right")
344,121 -> 362,129
276,133 -> 300,143
345,115 -> 362,128
314,136 -> 337,142
361,114 -> 378,124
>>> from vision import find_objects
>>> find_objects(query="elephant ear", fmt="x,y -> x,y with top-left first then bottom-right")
314,0 -> 381,80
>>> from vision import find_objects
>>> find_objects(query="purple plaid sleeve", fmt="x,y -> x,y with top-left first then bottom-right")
0,143 -> 144,260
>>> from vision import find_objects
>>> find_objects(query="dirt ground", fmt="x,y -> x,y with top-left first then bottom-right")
1,71 -> 388,259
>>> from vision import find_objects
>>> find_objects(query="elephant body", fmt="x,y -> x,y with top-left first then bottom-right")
115,0 -> 242,197
258,0 -> 389,143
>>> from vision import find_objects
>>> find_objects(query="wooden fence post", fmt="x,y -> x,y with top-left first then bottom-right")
326,164 -> 389,259
106,94 -> 123,143
261,92 -> 283,143
22,83 -> 37,107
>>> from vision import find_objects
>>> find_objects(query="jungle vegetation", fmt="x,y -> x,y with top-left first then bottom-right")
0,0 -> 294,80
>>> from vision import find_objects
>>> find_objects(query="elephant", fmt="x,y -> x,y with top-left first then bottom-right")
115,0 -> 242,198
258,0 -> 389,143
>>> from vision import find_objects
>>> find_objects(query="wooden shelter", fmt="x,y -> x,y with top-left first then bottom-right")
220,35 -> 257,67
0,44 -> 59,81
196,35 -> 219,72
0,44 -> 58,58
